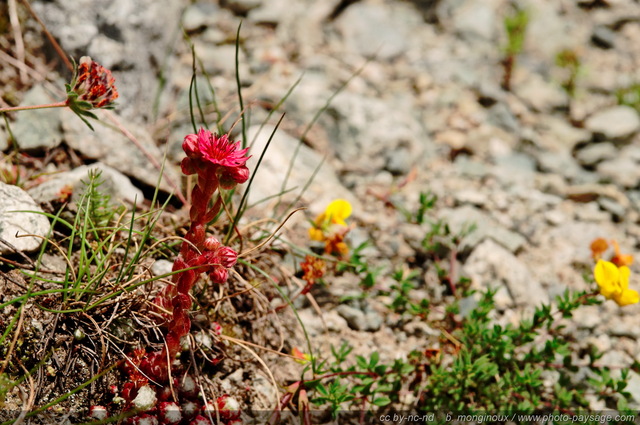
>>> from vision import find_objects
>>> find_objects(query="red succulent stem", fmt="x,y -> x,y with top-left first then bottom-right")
141,128 -> 247,382
165,179 -> 222,356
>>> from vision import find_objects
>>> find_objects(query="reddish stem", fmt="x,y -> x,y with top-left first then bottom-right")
0,101 -> 67,113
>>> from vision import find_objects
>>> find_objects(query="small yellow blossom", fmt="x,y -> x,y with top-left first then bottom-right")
594,259 -> 640,306
324,199 -> 352,226
308,199 -> 352,252
308,227 -> 325,242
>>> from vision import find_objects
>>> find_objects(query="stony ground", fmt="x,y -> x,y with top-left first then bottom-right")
2,0 -> 640,419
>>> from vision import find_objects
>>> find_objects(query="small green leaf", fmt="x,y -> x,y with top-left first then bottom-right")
369,352 -> 379,368
374,365 -> 387,375
356,355 -> 368,370
316,384 -> 329,396
372,396 -> 391,407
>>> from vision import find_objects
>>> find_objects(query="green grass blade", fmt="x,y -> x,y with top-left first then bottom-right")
234,21 -> 247,148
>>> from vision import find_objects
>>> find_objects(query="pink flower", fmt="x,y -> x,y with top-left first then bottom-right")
193,129 -> 249,167
203,236 -> 221,251
216,246 -> 238,268
180,129 -> 250,188
67,56 -> 118,109
209,266 -> 229,284
218,164 -> 250,189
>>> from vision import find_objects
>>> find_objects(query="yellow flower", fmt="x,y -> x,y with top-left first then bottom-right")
594,260 -> 640,306
308,199 -> 352,241
308,227 -> 325,242
324,199 -> 352,226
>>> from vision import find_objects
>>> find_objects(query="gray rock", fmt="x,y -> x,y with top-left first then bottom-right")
27,163 -> 143,205
182,2 -> 221,31
327,93 -> 427,168
152,259 -> 173,277
451,0 -> 496,40
628,191 -> 640,213
334,2 -> 417,60
464,239 -> 548,307
598,350 -> 632,369
200,27 -> 228,45
441,205 -> 527,253
248,0 -> 292,24
597,197 -> 626,220
87,34 -> 126,70
454,189 -> 487,207
535,151 -> 593,183
297,309 -> 324,337
535,116 -> 590,153
624,371 -> 640,406
597,156 -> 640,188
609,319 -> 640,339
524,0 -> 580,58
336,304 -> 382,332
58,23 -> 98,51
61,113 -> 181,194
572,305 -> 602,329
192,43 -> 250,77
487,103 -> 520,133
11,85 -> 63,151
454,156 -> 489,178
492,153 -> 536,187
0,182 -> 51,254
244,124 -> 356,212
385,146 -> 412,175
543,221 -> 620,266
574,201 -> 611,222
575,142 -> 617,167
222,0 -> 262,15
285,72 -> 332,125
458,295 -> 480,318
591,25 -> 616,49
544,210 -> 566,226
584,105 -> 640,141
251,373 -> 277,409
403,320 -> 439,337
514,73 -> 567,112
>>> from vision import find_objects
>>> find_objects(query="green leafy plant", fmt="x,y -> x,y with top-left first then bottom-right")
616,83 -> 640,113
386,267 -> 429,316
556,48 -> 582,100
501,5 -> 530,91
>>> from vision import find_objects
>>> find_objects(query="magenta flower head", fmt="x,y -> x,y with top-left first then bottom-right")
181,129 -> 250,189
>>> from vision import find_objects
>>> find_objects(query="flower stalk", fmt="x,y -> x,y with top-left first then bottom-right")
0,101 -> 67,113
140,128 -> 250,381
